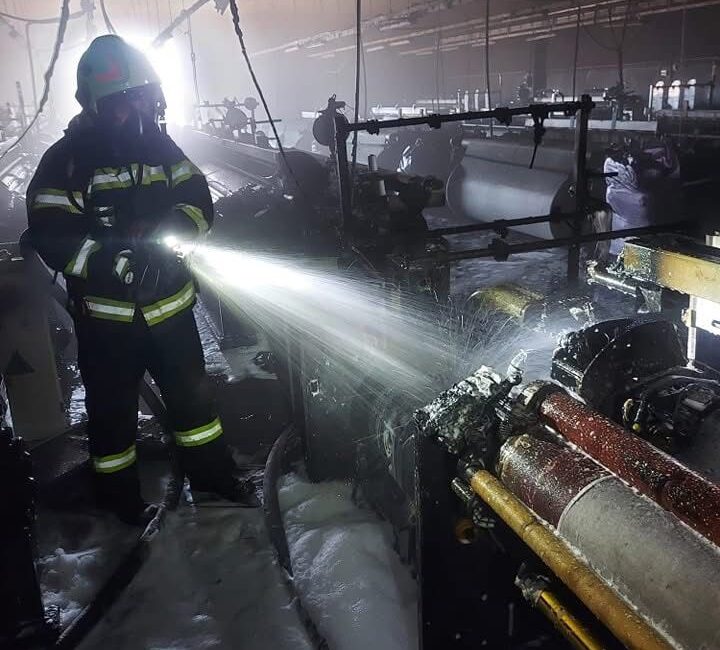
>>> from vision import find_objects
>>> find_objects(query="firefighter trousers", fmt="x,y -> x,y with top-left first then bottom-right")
75,306 -> 235,508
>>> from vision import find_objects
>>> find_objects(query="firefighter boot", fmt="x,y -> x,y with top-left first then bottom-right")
94,465 -> 159,526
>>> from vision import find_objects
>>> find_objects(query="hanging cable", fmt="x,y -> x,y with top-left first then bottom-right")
99,0 -> 116,34
351,0 -> 362,181
0,0 -> 71,165
571,2 -> 581,101
0,7 -> 85,23
434,29 -> 441,112
485,0 -> 493,136
226,0 -> 313,206
361,30 -> 368,124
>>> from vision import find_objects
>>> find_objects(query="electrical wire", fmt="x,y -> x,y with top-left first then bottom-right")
0,7 -> 84,23
226,0 -> 312,206
571,2 -> 581,101
361,30 -> 368,123
351,0 -> 362,181
434,29 -> 441,112
0,0 -> 71,165
99,0 -> 117,34
485,0 -> 492,135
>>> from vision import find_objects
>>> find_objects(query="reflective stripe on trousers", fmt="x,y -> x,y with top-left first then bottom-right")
93,444 -> 137,473
175,417 -> 223,447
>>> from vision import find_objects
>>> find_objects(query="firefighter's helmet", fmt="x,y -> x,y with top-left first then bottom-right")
75,35 -> 162,112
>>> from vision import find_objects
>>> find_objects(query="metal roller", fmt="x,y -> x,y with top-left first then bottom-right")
446,140 -> 579,239
536,389 -> 720,548
499,434 -> 720,650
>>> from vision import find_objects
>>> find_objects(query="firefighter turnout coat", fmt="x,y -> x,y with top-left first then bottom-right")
27,115 -> 211,328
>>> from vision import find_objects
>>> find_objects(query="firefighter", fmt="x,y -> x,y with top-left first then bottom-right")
27,35 -> 256,525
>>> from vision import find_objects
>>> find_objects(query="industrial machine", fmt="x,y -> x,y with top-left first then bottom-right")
348,234 -> 720,649
3,81 -> 719,649
262,95 -> 720,649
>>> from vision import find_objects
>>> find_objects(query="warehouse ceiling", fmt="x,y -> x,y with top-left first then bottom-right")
5,0 -> 720,56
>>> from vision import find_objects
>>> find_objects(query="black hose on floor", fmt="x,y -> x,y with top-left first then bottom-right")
262,425 -> 330,650
52,380 -> 180,649
263,424 -> 295,574
52,504 -> 165,650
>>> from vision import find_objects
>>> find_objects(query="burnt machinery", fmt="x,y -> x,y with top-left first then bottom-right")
365,239 -> 720,648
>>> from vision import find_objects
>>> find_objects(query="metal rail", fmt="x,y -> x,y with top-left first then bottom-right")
331,97 -> 598,281
332,98 -> 596,281
407,223 -> 687,264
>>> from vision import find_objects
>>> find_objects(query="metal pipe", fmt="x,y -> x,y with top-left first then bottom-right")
499,435 -> 720,650
586,261 -> 638,296
25,23 -> 37,111
466,469 -> 672,650
425,212 -> 583,238
515,574 -> 605,650
347,98 -> 593,134
538,390 -> 720,547
409,222 -> 686,264
569,96 -> 591,283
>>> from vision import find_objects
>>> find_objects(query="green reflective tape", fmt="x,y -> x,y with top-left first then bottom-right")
85,295 -> 136,322
141,281 -> 195,326
32,188 -> 84,214
141,164 -> 168,186
90,166 -> 135,192
177,203 -> 209,234
93,444 -> 137,473
175,418 -> 223,447
170,159 -> 201,187
64,238 -> 100,278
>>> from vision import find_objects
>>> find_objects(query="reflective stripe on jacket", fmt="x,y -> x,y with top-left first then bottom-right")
27,125 -> 213,327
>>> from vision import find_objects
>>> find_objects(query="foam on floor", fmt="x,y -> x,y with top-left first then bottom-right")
279,473 -> 418,650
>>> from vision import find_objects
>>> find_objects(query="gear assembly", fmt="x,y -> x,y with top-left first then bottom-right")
1,2 -> 720,650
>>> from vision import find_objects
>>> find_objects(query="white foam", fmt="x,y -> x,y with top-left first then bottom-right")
279,473 -> 418,650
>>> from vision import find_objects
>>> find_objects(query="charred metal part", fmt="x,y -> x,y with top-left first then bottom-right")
538,390 -> 720,547
550,318 -> 720,452
550,318 -> 687,414
415,366 -> 519,459
515,572 -> 605,650
499,434 -> 720,650
468,469 -> 672,650
0,430 -> 59,648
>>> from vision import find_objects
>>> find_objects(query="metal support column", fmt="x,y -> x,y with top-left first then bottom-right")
569,94 -> 591,284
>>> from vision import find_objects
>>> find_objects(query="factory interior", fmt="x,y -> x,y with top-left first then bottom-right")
2,1 -> 720,649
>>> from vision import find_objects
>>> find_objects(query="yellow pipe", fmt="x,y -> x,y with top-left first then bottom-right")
535,588 -> 605,650
469,470 -> 673,650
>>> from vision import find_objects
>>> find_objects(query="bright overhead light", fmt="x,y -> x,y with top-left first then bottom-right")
284,45 -> 300,53
389,39 -> 411,47
307,42 -> 324,49
129,36 -> 186,126
366,45 -> 385,52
